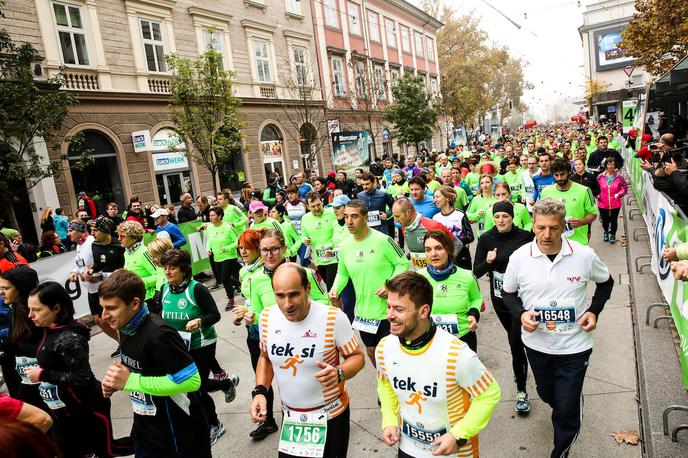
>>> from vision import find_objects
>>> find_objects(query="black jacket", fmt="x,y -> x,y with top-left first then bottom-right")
177,205 -> 197,224
586,149 -> 624,174
572,171 -> 601,197
473,226 -> 534,309
653,170 -> 688,216
36,320 -> 103,415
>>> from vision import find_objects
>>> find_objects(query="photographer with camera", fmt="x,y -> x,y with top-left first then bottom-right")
640,133 -> 688,216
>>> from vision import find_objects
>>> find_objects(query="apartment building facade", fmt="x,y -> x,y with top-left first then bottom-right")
310,0 -> 443,161
2,0 -> 332,240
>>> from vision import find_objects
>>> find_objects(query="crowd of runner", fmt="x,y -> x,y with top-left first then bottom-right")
0,121 -> 633,457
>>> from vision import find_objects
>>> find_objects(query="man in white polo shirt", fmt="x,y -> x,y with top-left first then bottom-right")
501,198 -> 614,458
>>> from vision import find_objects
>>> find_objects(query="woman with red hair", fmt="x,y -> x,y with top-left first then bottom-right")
466,174 -> 497,236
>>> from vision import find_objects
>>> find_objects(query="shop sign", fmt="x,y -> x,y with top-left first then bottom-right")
131,130 -> 152,152
153,151 -> 189,172
152,128 -> 185,152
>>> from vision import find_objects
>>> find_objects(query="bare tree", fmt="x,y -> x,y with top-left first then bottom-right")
272,51 -> 329,173
341,54 -> 390,162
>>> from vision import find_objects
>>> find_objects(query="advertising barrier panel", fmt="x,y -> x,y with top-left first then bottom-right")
34,220 -> 211,318
625,148 -> 688,389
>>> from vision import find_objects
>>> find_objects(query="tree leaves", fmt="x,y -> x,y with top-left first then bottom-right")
383,74 -> 438,150
437,7 -> 529,127
619,0 -> 688,76
166,45 -> 245,194
609,429 -> 640,445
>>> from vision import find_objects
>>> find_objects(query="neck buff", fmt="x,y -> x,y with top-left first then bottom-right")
168,276 -> 191,294
264,258 -> 287,278
400,320 -> 436,350
426,262 -> 456,281
126,241 -> 142,254
120,303 -> 150,336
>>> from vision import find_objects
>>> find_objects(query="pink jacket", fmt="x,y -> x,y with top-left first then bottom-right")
597,172 -> 628,210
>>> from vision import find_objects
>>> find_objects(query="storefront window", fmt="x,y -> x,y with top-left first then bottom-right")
68,130 -> 124,213
260,124 -> 285,186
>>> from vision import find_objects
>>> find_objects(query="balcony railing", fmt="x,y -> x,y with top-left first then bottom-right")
62,71 -> 99,90
148,77 -> 171,94
259,85 -> 276,98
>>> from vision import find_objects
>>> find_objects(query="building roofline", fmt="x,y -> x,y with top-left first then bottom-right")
384,0 -> 443,29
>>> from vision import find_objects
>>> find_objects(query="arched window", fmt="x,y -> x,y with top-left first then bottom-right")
260,123 -> 285,186
68,130 -> 124,214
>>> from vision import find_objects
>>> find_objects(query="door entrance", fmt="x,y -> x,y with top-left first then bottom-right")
156,170 -> 193,205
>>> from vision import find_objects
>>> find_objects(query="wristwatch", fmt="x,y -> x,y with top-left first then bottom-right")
337,367 -> 345,382
451,430 -> 467,447
251,385 -> 268,399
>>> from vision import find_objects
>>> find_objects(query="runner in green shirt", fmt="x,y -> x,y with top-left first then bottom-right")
386,170 -> 410,198
329,199 -> 409,364
466,175 -> 497,236
217,190 -> 248,233
248,201 -> 282,232
301,191 -> 338,288
205,206 -> 241,309
417,229 -> 482,351
269,204 -> 302,259
464,167 -> 481,196
540,158 -> 598,245
483,182 -> 532,232
231,228 -> 279,440
118,221 -> 157,300
502,160 -> 523,203
245,229 -> 327,325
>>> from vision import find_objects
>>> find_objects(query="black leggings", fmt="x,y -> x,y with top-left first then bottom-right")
459,331 -> 477,353
217,258 -> 241,299
52,397 -> 133,458
599,207 -> 621,236
494,301 -> 529,392
247,336 -> 275,421
189,343 -> 234,427
317,263 -> 338,290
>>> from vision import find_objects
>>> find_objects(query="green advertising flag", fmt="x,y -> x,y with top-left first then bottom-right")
143,220 -> 212,275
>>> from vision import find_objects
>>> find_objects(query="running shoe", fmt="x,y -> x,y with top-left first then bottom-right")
603,232 -> 609,242
223,374 -> 240,403
213,369 -> 229,380
225,298 -> 235,311
516,391 -> 530,414
111,346 -> 121,358
210,283 -> 223,291
250,418 -> 279,440
610,234 -> 616,244
210,422 -> 226,446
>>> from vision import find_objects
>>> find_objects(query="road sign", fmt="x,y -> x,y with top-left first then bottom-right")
623,65 -> 636,78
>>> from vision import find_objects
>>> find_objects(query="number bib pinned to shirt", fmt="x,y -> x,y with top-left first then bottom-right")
401,417 -> 446,453
39,382 -> 66,410
410,253 -> 428,269
431,314 -> 459,335
492,272 -> 504,299
292,220 -> 302,233
535,298 -> 577,334
129,391 -> 157,416
368,210 -> 381,227
15,356 -> 40,385
563,218 -> 575,238
352,316 -> 381,334
279,410 -> 327,457
315,244 -> 336,263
